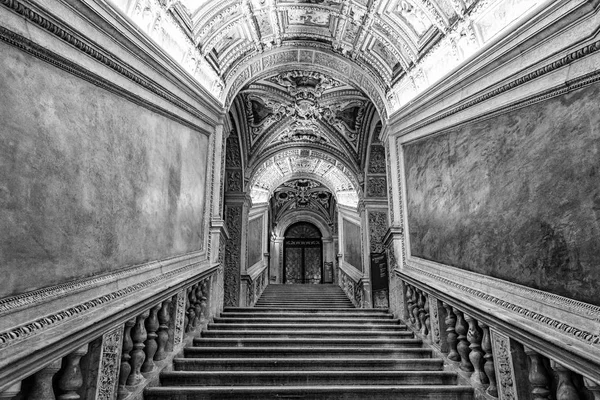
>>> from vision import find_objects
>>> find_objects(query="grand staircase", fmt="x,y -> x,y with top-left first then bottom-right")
145,284 -> 474,400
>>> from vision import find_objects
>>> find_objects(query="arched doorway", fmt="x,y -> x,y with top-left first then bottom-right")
283,222 -> 323,284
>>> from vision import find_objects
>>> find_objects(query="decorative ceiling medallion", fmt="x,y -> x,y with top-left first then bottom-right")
272,179 -> 335,223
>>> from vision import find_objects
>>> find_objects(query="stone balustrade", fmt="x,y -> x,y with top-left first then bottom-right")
0,270 -> 218,400
400,279 -> 599,400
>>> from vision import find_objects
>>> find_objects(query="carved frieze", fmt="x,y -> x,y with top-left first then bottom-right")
368,211 -> 388,253
490,329 -> 517,400
368,144 -> 386,173
173,291 -> 186,346
226,170 -> 243,192
96,327 -> 123,400
224,205 -> 243,307
367,176 -> 387,197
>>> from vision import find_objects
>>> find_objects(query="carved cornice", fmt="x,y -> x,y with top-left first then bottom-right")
400,258 -> 600,380
0,251 -> 202,316
0,256 -> 215,350
393,38 -> 600,137
0,257 -> 220,392
0,0 -> 219,130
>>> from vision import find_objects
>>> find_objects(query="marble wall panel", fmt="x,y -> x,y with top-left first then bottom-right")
404,83 -> 600,306
0,42 -> 209,297
343,219 -> 362,271
247,215 -> 263,267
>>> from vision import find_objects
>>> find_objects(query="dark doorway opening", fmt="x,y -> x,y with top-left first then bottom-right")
283,222 -> 323,284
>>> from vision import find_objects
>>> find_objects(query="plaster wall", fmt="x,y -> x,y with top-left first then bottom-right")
404,82 -> 600,306
0,42 -> 210,297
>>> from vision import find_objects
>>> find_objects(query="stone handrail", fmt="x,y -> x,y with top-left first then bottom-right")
0,255 -> 221,399
397,272 -> 600,400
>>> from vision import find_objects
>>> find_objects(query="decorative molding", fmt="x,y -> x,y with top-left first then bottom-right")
396,39 -> 600,138
96,326 -> 123,400
0,2 -> 219,127
429,295 -> 441,346
173,291 -> 186,346
366,176 -> 387,197
490,329 -> 518,400
224,205 -> 243,307
0,251 -> 204,316
368,210 -> 388,253
0,260 -> 208,349
407,257 -> 600,322
368,144 -> 386,173
403,261 -> 600,348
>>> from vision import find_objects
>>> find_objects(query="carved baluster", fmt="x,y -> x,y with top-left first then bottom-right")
141,304 -> 161,373
453,308 -> 474,373
411,288 -> 421,331
583,377 -> 600,400
187,285 -> 198,330
183,288 -> 190,332
524,347 -> 551,400
405,285 -> 415,325
193,284 -> 204,327
423,293 -> 431,340
166,294 -> 177,353
442,303 -> 460,362
57,344 -> 88,400
550,361 -> 581,400
126,310 -> 149,386
417,290 -> 428,337
464,314 -> 487,385
117,319 -> 135,399
155,298 -> 171,361
478,322 -> 498,397
28,359 -> 62,400
199,281 -> 208,322
0,382 -> 21,399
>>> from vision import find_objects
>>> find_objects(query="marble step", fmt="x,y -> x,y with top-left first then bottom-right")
206,323 -> 408,331
145,385 -> 474,400
200,330 -> 414,339
223,307 -> 390,315
192,337 -> 423,348
183,346 -> 434,359
173,357 -> 444,371
159,370 -> 459,386
213,316 -> 403,324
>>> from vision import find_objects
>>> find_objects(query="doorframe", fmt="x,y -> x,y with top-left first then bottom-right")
271,213 -> 335,284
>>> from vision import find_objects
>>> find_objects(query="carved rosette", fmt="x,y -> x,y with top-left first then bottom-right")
96,327 -> 123,400
490,329 -> 517,400
173,291 -> 186,346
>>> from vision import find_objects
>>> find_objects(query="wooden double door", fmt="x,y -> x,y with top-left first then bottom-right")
284,238 -> 323,284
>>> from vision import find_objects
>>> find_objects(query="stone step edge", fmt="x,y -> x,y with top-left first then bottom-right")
184,346 -> 431,352
159,370 -> 457,379
145,385 -> 474,393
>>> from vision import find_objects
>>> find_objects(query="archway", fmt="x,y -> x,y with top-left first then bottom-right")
283,222 -> 323,284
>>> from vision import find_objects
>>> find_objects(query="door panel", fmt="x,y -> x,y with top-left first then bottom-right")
285,247 -> 303,284
304,247 -> 322,284
284,239 -> 322,284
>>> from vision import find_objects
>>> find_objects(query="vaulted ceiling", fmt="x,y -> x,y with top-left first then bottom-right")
116,0 -> 547,113
112,0 -> 548,207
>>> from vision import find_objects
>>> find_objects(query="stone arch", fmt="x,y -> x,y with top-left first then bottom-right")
270,210 -> 336,284
223,47 -> 390,119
